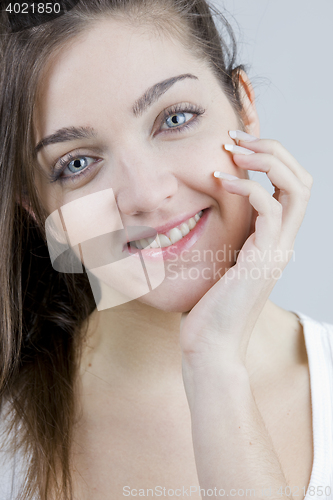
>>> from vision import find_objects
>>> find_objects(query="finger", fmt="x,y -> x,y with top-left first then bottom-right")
236,138 -> 313,188
230,153 -> 311,248
218,178 -> 282,251
231,152 -> 307,200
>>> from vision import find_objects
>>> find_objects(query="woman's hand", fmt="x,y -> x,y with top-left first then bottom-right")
180,131 -> 313,374
179,131 -> 313,499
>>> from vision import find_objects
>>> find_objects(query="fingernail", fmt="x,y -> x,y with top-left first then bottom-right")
224,144 -> 255,155
229,130 -> 259,142
214,171 -> 239,180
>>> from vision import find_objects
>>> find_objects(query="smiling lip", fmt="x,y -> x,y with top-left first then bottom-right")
124,207 -> 210,244
125,207 -> 211,261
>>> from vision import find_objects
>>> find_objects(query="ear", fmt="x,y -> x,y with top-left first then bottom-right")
233,69 -> 260,138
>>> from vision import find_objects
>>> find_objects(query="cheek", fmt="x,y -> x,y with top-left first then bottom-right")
170,132 -> 254,259
160,125 -> 241,185
34,170 -> 66,216
158,130 -> 250,224
34,172 -> 98,217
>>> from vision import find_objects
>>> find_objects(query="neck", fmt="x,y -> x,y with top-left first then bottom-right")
80,299 -> 299,391
81,300 -> 184,391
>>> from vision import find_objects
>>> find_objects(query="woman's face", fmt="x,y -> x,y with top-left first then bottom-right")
33,17 -> 254,312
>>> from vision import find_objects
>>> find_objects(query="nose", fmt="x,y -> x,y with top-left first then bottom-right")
115,150 -> 178,216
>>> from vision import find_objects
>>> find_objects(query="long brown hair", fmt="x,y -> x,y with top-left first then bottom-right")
0,1 -> 246,498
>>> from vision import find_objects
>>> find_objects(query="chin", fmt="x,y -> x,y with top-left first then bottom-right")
136,272 -> 219,313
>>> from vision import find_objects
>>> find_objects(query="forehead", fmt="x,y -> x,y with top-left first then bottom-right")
34,18 -> 212,139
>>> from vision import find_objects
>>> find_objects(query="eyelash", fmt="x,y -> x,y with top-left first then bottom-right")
49,103 -> 206,184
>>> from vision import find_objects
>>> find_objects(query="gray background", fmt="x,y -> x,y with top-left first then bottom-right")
212,0 -> 333,323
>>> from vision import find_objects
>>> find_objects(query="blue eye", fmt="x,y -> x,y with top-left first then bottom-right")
159,103 -> 206,133
163,112 -> 194,129
50,154 -> 99,184
67,156 -> 94,174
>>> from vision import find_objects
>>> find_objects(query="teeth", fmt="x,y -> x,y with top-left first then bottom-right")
157,234 -> 172,248
131,209 -> 205,249
149,239 -> 159,248
147,237 -> 159,249
169,227 -> 183,244
140,238 -> 149,249
180,223 -> 190,237
188,218 -> 196,230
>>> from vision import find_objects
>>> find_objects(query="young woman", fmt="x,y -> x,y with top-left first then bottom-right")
0,1 -> 332,499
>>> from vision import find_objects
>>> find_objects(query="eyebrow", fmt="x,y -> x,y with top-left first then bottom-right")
132,73 -> 198,117
35,126 -> 96,154
35,73 -> 198,153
